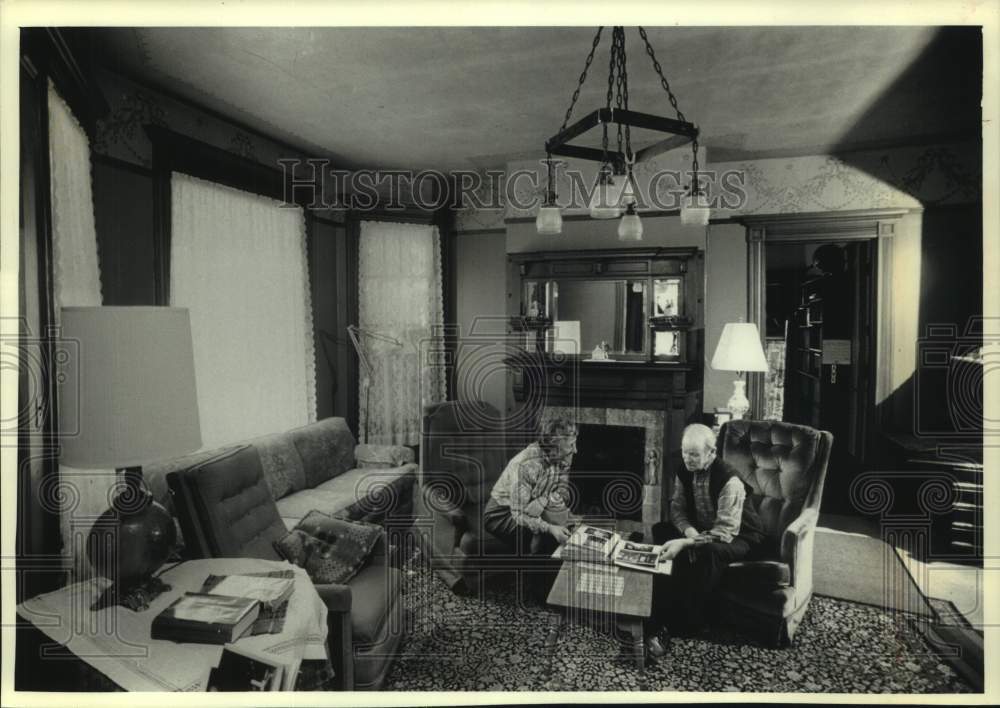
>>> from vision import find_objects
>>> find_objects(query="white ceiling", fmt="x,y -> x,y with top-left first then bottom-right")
93,26 -> 981,171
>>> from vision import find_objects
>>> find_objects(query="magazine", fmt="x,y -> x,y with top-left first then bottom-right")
611,540 -> 672,575
207,575 -> 295,609
560,524 -> 621,562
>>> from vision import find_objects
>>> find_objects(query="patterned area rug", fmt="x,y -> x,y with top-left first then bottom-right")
384,550 -> 973,693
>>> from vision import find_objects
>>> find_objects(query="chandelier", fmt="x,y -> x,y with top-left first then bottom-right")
536,27 -> 707,240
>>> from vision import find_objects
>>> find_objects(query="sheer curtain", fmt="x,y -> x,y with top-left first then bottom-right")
358,220 -> 446,445
48,82 -> 108,578
171,173 -> 316,448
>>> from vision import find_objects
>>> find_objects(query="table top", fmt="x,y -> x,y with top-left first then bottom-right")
547,559 -> 654,619
16,558 -> 328,691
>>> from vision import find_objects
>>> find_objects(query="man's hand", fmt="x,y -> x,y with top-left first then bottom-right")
692,532 -> 715,545
659,538 -> 694,560
548,523 -> 572,544
682,527 -> 700,540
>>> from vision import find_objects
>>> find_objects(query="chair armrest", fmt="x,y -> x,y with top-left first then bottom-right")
354,443 -> 416,468
314,581 -> 352,613
780,507 -> 819,589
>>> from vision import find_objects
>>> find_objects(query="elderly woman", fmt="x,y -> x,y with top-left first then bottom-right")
483,417 -> 580,557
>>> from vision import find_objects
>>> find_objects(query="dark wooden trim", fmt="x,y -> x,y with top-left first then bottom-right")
743,208 -> 905,437
145,124 -> 298,206
91,152 -> 154,177
436,206 -> 458,401
344,216 -> 361,439
509,246 -> 699,264
456,227 -> 506,236
505,210 -> 681,226
308,212 -> 347,229
356,210 -> 437,225
20,28 -> 109,140
150,138 -> 172,305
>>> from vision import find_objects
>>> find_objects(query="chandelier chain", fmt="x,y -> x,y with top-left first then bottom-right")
559,27 -> 604,134
638,27 -> 699,187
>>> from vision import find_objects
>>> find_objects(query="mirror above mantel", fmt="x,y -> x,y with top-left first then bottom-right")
509,247 -> 703,364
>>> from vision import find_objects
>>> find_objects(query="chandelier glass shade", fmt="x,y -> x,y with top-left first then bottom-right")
539,26 -> 701,239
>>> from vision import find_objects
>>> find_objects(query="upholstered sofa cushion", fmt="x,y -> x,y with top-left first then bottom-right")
275,465 -> 416,527
348,562 -> 403,645
255,432 -> 306,499
287,418 -> 357,488
167,445 -> 288,561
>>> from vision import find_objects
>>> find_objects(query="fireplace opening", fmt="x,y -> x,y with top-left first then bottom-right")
569,423 -> 646,521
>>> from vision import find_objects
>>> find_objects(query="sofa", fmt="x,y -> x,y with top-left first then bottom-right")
144,417 -> 416,690
714,419 -> 832,646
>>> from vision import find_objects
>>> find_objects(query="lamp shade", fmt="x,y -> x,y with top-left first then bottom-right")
59,306 -> 201,468
710,322 -> 769,372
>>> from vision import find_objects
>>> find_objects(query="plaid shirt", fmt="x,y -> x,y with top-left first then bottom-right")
670,468 -> 746,543
490,443 -> 569,534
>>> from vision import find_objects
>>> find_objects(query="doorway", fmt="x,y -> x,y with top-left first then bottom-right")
764,239 -> 876,514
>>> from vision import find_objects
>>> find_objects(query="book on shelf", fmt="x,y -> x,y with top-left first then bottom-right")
151,592 -> 260,645
559,524 -> 621,562
206,574 -> 295,610
207,644 -> 300,691
611,540 -> 673,575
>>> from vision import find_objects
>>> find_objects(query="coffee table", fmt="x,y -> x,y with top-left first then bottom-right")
545,557 -> 654,669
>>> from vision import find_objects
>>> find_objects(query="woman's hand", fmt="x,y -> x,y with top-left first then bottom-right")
548,523 -> 572,544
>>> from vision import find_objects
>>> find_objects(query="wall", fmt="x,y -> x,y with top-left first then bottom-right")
704,223 -> 749,412
453,230 -> 508,414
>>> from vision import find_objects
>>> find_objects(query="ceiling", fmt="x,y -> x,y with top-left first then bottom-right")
92,26 -> 981,172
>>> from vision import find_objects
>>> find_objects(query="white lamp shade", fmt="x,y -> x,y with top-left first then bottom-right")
588,174 -> 624,219
711,322 -> 769,372
59,306 -> 202,468
618,212 -> 643,241
536,205 -> 563,234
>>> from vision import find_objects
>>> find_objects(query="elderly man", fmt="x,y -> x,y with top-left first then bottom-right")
646,423 -> 764,655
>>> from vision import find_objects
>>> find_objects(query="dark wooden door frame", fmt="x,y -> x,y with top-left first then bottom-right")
741,209 -> 913,441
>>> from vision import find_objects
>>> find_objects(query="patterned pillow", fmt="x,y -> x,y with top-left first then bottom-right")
274,510 -> 382,585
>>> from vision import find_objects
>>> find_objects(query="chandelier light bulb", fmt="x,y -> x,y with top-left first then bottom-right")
536,205 -> 563,235
589,169 -> 624,220
618,204 -> 643,241
680,186 -> 711,226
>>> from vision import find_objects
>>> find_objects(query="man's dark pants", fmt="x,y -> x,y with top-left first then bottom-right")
648,522 -> 751,635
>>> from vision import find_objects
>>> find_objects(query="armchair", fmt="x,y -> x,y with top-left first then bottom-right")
167,445 -> 404,690
416,400 -> 545,595
715,419 -> 832,646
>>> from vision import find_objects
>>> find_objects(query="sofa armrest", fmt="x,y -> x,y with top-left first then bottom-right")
314,582 -> 354,690
780,507 -> 819,596
354,443 -> 416,469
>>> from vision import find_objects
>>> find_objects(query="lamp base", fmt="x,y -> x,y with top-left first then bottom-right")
727,378 -> 751,420
90,574 -> 172,612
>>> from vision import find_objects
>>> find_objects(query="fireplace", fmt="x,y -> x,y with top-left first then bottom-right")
570,423 -> 645,521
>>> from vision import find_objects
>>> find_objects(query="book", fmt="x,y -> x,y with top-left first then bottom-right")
151,592 -> 260,645
611,540 -> 673,575
207,644 -> 294,691
206,574 -> 295,610
560,524 -> 621,562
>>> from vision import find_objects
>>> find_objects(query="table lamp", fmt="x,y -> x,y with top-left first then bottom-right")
710,321 -> 769,420
59,307 -> 201,610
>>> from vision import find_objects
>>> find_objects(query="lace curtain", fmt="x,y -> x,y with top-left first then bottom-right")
170,173 -> 316,449
48,82 -> 108,579
358,220 -> 446,445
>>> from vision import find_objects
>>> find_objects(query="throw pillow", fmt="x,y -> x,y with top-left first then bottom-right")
274,510 -> 382,585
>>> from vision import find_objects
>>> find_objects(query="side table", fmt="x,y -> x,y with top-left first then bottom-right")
16,558 -> 329,691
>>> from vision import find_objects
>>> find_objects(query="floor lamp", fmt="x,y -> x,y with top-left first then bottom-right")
59,306 -> 202,610
347,325 -> 403,444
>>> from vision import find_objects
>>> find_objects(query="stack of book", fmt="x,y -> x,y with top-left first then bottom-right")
151,574 -> 295,645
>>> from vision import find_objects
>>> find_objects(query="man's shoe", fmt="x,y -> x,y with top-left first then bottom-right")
645,635 -> 668,658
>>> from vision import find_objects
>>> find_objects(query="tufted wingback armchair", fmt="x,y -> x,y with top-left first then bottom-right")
715,419 -> 833,646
